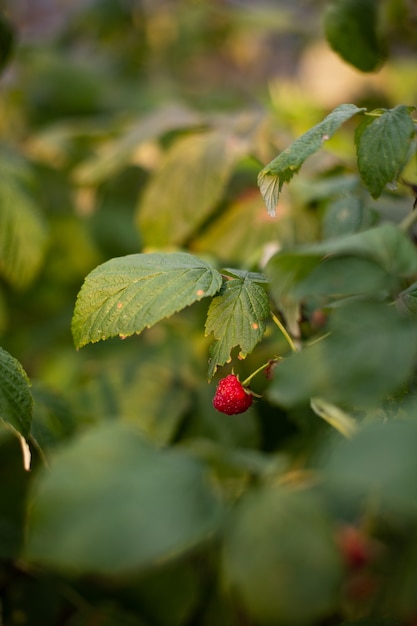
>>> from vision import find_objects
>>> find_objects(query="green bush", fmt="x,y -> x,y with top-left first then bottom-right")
1,1 -> 417,624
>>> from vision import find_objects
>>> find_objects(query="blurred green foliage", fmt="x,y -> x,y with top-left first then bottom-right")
1,1 -> 417,625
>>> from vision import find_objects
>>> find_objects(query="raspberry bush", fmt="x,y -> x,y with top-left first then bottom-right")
1,1 -> 417,625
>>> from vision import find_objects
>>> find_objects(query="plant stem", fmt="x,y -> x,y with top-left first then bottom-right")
270,311 -> 298,353
310,397 -> 358,439
241,360 -> 278,387
400,207 -> 417,232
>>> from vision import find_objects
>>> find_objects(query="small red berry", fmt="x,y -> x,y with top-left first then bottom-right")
337,525 -> 371,570
264,358 -> 279,380
212,374 -> 253,415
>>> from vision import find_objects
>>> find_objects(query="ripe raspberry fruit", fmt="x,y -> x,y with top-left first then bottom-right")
337,525 -> 371,570
212,374 -> 253,415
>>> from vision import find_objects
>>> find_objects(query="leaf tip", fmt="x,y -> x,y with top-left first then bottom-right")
257,169 -> 279,217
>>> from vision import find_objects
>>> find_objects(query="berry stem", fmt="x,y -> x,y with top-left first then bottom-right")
241,360 -> 275,387
270,311 -> 298,353
400,205 -> 417,232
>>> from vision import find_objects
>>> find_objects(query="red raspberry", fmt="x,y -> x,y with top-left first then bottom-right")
337,525 -> 371,570
212,374 -> 253,415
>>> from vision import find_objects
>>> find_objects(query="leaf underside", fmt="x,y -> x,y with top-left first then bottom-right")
257,104 -> 365,216
137,130 -> 242,247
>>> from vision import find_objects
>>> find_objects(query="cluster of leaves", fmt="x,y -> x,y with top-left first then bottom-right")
72,101 -> 417,396
2,1 -> 417,625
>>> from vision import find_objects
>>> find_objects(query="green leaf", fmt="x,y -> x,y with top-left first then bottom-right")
0,179 -> 48,289
398,280 -> 417,314
267,300 -> 417,409
137,131 -> 243,247
75,345 -> 190,445
322,195 -> 367,238
313,223 -> 417,276
25,423 -> 224,575
30,384 -> 76,454
266,252 -> 321,304
258,104 -> 365,216
321,420 -> 417,518
323,0 -> 386,72
205,273 -> 269,379
72,252 -> 222,349
355,106 -> 416,198
222,485 -> 342,624
266,224 -> 417,305
221,268 -> 269,283
292,256 -> 390,300
0,347 -> 32,438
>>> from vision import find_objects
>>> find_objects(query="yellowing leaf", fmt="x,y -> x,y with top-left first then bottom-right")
0,180 -> 48,289
137,131 -> 243,247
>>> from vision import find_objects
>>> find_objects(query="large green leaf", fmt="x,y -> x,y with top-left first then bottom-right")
266,252 -> 321,305
222,485 -> 342,624
0,347 -> 32,438
312,223 -> 417,276
292,256 -> 390,301
205,271 -> 269,379
25,423 -> 224,575
0,179 -> 48,289
266,224 -> 417,305
72,252 -> 222,348
355,106 -> 416,198
137,130 -> 243,247
257,104 -> 365,216
322,195 -> 368,238
267,299 -> 417,409
30,384 -> 76,454
323,0 -> 386,72
321,420 -> 417,518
